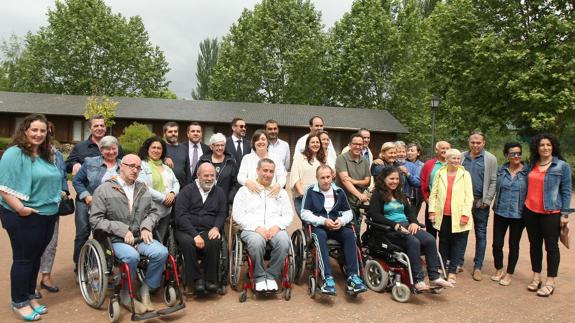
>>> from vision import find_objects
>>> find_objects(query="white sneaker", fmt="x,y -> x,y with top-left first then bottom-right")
255,280 -> 267,292
266,279 -> 278,291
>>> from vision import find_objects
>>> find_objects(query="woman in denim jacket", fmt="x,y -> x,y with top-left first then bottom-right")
72,136 -> 121,267
524,134 -> 572,297
491,142 -> 528,286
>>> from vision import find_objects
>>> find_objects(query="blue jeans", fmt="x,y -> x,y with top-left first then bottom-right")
112,240 -> 168,289
472,206 -> 489,270
312,226 -> 358,278
438,216 -> 469,274
0,207 -> 57,307
74,200 -> 90,265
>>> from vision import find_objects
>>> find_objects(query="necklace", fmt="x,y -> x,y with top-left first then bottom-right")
538,160 -> 552,167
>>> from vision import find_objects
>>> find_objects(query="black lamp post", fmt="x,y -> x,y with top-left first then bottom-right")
430,95 -> 440,154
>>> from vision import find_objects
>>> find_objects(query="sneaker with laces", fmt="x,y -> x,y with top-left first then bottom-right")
347,274 -> 367,293
321,276 -> 336,295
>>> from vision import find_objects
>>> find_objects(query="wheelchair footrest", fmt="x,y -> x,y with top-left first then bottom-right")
156,303 -> 185,315
132,312 -> 159,321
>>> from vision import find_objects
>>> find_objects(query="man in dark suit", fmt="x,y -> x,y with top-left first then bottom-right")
225,118 -> 251,165
182,122 -> 210,177
163,121 -> 190,187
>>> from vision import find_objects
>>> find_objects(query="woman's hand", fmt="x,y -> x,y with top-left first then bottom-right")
560,216 -> 569,227
17,206 -> 39,217
84,195 -> 93,206
407,223 -> 420,234
269,183 -> 281,198
246,179 -> 262,194
428,212 -> 436,223
163,192 -> 176,206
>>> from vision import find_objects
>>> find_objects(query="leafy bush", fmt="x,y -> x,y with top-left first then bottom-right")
0,137 -> 11,150
118,122 -> 153,154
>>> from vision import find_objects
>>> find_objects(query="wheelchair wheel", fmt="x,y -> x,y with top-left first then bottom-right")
164,285 -> 178,307
229,234 -> 243,291
219,237 -> 229,290
239,290 -> 247,303
108,298 -> 120,323
307,275 -> 316,299
78,239 -> 109,309
290,229 -> 306,284
284,288 -> 292,301
364,259 -> 388,292
391,283 -> 411,303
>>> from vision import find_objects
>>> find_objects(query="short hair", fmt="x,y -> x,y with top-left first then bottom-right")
407,142 -> 422,153
209,133 -> 226,145
187,121 -> 202,132
309,116 -> 323,126
257,157 -> 275,169
250,129 -> 269,150
359,128 -> 370,133
395,141 -> 406,149
231,117 -> 245,127
265,119 -> 278,128
98,136 -> 119,149
469,131 -> 486,141
380,141 -> 397,152
89,114 -> 105,126
163,121 -> 178,133
138,136 -> 167,161
349,132 -> 363,143
503,142 -> 522,156
197,162 -> 215,176
445,148 -> 462,160
436,141 -> 450,149
316,164 -> 333,176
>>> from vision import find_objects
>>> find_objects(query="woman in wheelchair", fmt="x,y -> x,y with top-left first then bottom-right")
90,154 -> 169,314
301,165 -> 368,295
368,166 -> 453,291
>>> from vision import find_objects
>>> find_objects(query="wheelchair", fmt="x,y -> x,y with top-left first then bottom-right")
229,230 -> 295,302
361,220 -> 447,303
291,221 -> 365,299
77,230 -> 185,322
166,223 -> 229,297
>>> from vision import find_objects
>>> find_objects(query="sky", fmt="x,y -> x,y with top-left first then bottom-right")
0,0 -> 354,99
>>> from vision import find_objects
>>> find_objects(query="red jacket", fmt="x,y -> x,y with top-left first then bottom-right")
420,158 -> 438,201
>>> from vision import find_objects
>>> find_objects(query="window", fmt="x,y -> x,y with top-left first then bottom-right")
72,120 -> 83,142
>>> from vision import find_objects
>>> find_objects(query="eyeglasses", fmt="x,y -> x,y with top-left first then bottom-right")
508,152 -> 522,158
122,163 -> 142,171
237,125 -> 246,129
351,143 -> 363,147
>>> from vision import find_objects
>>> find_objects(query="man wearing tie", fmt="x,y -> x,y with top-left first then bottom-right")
183,122 -> 210,179
225,118 -> 251,165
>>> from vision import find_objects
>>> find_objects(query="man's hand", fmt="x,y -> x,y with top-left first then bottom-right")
255,227 -> 268,239
332,218 -> 342,230
163,192 -> 176,206
407,223 -> 420,234
398,165 -> 409,175
208,227 -> 221,240
141,228 -> 153,244
268,226 -> 280,238
124,231 -> 135,245
72,163 -> 82,176
357,193 -> 369,203
164,157 -> 174,168
194,235 -> 205,249
428,212 -> 436,223
372,158 -> 384,166
480,203 -> 489,209
246,180 -> 262,194
84,195 -> 93,206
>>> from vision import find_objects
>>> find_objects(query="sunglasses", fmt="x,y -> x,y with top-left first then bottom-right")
507,152 -> 522,158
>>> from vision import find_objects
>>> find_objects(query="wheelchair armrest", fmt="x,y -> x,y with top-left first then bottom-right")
365,220 -> 393,232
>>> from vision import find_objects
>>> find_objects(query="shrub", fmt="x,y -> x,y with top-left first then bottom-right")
118,122 -> 153,154
0,137 -> 11,150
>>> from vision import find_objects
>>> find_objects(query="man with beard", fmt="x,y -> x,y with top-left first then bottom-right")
225,118 -> 251,165
265,119 -> 290,171
163,122 -> 190,187
174,163 -> 227,295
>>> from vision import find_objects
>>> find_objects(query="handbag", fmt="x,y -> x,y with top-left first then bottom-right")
58,194 -> 75,216
560,224 -> 570,249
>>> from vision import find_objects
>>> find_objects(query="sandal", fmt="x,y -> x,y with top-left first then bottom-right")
527,279 -> 541,292
447,273 -> 457,284
490,270 -> 503,282
499,275 -> 512,286
536,285 -> 555,297
12,306 -> 41,321
414,281 -> 429,292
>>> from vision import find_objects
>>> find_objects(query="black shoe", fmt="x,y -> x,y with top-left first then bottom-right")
205,281 -> 218,293
41,282 -> 60,293
195,279 -> 206,294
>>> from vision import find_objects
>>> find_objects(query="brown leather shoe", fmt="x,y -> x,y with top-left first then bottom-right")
473,269 -> 483,281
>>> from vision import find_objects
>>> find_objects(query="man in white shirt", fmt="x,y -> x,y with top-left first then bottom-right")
294,116 -> 336,163
232,158 -> 293,292
265,119 -> 291,171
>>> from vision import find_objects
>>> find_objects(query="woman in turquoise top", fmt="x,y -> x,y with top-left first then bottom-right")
0,114 -> 61,321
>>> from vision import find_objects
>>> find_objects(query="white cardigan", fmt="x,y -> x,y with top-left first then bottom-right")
232,186 -> 293,231
138,160 -> 180,218
237,152 -> 287,187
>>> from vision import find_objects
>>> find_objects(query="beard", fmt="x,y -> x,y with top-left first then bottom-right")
199,180 -> 215,192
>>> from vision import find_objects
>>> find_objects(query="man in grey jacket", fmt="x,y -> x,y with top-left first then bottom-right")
461,132 -> 497,281
90,154 -> 168,314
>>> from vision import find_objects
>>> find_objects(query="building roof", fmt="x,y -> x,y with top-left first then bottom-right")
0,91 -> 408,134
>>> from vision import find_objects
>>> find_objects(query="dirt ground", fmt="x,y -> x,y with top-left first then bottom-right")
1,186 -> 573,323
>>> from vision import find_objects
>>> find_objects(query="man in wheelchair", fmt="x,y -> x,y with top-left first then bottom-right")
90,154 -> 169,314
174,163 -> 227,295
301,165 -> 368,295
232,158 -> 293,292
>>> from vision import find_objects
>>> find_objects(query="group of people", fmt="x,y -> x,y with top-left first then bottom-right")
0,113 -> 572,321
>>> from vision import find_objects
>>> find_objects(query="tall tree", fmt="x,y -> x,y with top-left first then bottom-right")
0,34 -> 25,91
191,38 -> 219,100
13,0 -> 171,97
209,0 -> 326,105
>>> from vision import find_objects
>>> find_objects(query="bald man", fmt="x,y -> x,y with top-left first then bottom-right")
420,141 -> 451,238
90,154 -> 167,314
174,163 -> 227,295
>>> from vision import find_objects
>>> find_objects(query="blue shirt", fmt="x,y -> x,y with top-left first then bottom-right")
383,200 -> 408,223
463,151 -> 485,198
493,164 -> 528,219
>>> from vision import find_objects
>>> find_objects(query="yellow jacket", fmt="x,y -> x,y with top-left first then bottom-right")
428,165 -> 474,233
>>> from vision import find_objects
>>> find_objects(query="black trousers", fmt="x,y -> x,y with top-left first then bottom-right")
175,230 -> 221,285
523,208 -> 561,277
492,213 -> 524,274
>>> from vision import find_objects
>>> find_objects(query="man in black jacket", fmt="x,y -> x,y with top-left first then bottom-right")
225,117 -> 251,165
174,163 -> 227,295
163,121 -> 190,187
182,122 -> 210,178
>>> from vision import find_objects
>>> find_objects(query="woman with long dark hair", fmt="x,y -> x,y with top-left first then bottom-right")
0,114 -> 61,321
524,134 -> 571,297
290,133 -> 326,214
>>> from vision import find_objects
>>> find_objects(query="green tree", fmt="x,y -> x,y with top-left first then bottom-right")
0,34 -> 25,91
84,96 -> 118,127
118,122 -> 153,154
191,38 -> 219,100
209,0 -> 327,105
13,0 -> 171,97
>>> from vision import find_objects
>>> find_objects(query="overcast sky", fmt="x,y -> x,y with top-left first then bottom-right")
0,0 -> 354,99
